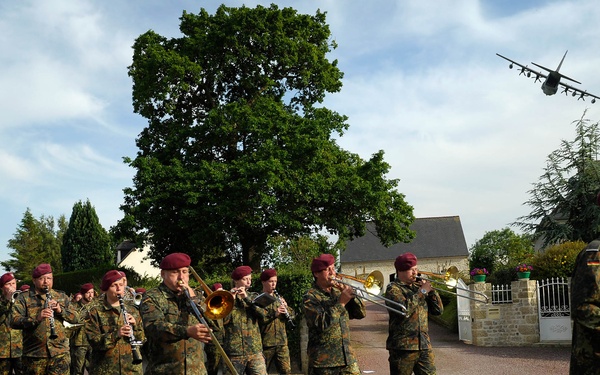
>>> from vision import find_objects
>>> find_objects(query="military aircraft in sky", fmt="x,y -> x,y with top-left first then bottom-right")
496,51 -> 600,103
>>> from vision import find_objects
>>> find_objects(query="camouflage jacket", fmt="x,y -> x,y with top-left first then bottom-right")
140,283 -> 207,375
11,288 -> 79,358
569,241 -> 600,374
258,294 -> 294,347
85,295 -> 145,375
70,299 -> 94,347
303,282 -> 366,368
221,291 -> 268,357
0,297 -> 22,358
384,279 -> 443,351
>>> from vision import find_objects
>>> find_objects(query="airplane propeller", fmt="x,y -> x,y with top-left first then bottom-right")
534,74 -> 542,83
562,87 -> 570,95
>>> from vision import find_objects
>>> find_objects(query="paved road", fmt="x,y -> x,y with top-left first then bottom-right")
350,302 -> 571,375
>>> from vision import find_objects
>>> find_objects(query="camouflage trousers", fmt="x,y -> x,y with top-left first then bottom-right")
308,362 -> 360,375
222,353 -> 267,375
388,349 -> 436,375
263,345 -> 291,374
22,353 -> 70,375
0,357 -> 23,375
70,345 -> 91,375
205,342 -> 222,375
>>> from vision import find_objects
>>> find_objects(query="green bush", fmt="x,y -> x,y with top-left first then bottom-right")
531,241 -> 585,279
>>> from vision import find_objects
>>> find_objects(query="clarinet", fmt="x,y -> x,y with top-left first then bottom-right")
44,288 -> 58,339
273,290 -> 294,327
118,295 -> 143,365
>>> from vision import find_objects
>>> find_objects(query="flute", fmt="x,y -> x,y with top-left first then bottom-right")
118,295 -> 143,364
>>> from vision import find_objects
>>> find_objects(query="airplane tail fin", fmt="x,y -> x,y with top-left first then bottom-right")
556,50 -> 568,72
531,50 -> 582,84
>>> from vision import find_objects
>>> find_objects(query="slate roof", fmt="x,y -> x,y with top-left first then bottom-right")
341,216 -> 469,262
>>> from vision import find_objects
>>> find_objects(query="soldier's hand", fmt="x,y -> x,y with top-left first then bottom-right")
339,284 -> 356,306
126,312 -> 136,325
187,323 -> 212,344
37,308 -> 53,321
119,324 -> 132,338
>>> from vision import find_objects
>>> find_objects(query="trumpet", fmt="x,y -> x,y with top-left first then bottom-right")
118,295 -> 143,364
43,287 -> 58,339
126,287 -> 143,306
331,270 -> 407,316
10,290 -> 22,303
417,267 -> 489,303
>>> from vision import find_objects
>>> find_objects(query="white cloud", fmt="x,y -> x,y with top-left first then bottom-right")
1,0 -> 600,263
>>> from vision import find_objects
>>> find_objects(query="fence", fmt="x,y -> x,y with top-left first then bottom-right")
466,278 -> 571,346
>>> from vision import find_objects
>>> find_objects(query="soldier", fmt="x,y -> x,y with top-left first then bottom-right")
140,252 -> 212,374
11,263 -> 79,375
85,270 -> 145,375
303,254 -> 366,375
0,272 -> 23,374
384,252 -> 443,375
569,239 -> 600,374
70,283 -> 95,375
258,268 -> 294,375
221,266 -> 268,375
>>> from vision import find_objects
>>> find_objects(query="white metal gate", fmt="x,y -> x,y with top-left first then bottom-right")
456,279 -> 472,342
537,278 -> 571,341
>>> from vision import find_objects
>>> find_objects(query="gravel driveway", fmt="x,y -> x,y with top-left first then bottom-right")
349,302 -> 571,375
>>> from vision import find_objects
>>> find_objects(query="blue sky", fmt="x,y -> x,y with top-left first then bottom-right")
1,0 -> 599,263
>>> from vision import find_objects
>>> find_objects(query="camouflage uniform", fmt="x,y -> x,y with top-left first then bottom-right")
220,291 -> 269,375
303,282 -> 366,375
0,295 -> 23,374
205,318 -> 223,375
258,296 -> 294,374
569,240 -> 600,374
140,283 -> 208,375
70,300 -> 93,375
84,295 -> 145,375
11,288 -> 79,375
384,279 -> 444,375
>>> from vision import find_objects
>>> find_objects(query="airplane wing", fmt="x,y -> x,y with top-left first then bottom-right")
496,53 -> 547,81
559,81 -> 600,103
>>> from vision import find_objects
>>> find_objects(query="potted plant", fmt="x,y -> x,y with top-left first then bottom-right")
470,268 -> 489,283
515,264 -> 533,280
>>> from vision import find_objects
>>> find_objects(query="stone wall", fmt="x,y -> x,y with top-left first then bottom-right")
469,280 -> 540,346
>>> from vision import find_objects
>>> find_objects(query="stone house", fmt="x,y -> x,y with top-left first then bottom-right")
340,216 -> 470,291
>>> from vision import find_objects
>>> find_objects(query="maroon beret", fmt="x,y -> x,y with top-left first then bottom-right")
100,270 -> 124,291
19,284 -> 30,292
231,266 -> 253,280
160,253 -> 191,270
134,288 -> 146,294
0,273 -> 15,288
211,283 -> 223,291
32,263 -> 52,278
79,283 -> 94,294
395,253 -> 418,272
260,268 -> 277,281
311,254 -> 335,273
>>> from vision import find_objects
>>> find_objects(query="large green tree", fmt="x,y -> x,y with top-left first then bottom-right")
61,200 -> 113,272
2,208 -> 65,280
121,4 -> 415,269
513,111 -> 600,246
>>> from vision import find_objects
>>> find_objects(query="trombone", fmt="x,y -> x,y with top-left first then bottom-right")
331,270 -> 407,316
183,266 -> 238,375
417,266 -> 489,303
